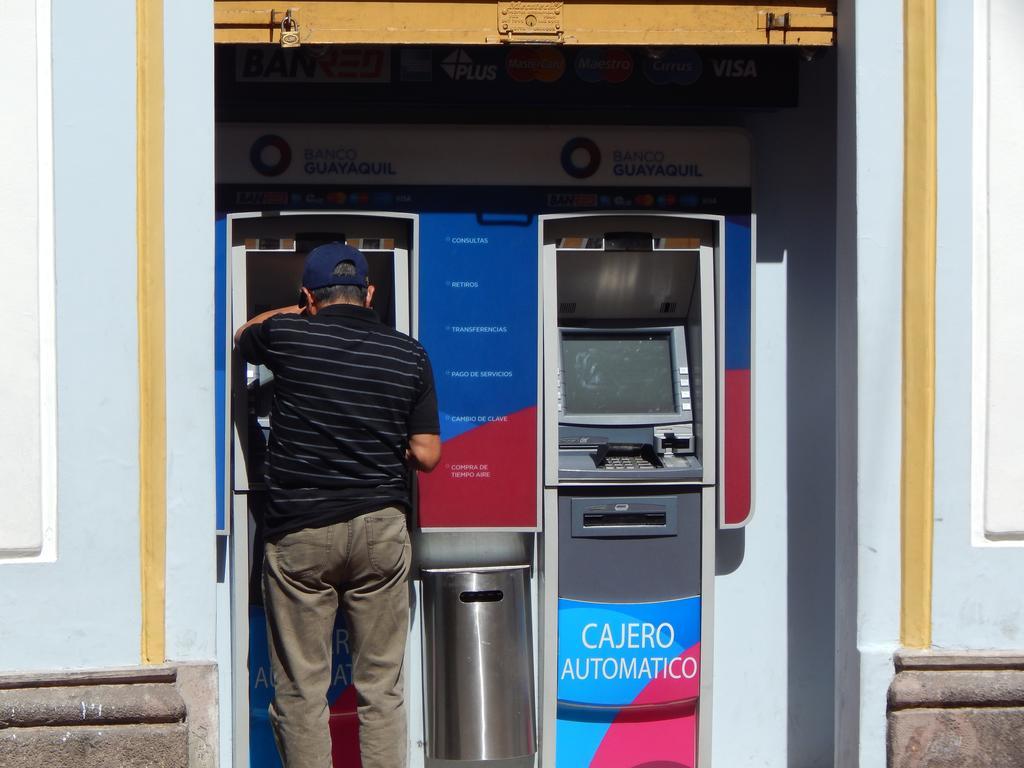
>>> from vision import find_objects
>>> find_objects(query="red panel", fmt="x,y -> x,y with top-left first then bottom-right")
724,369 -> 752,526
418,406 -> 538,529
329,685 -> 361,766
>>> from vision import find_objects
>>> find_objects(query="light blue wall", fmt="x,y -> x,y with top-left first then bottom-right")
841,0 -> 1024,763
712,53 -> 839,767
0,0 -> 142,669
164,0 -> 218,662
834,0 -> 859,763
0,0 -> 218,672
848,0 -> 905,765
931,0 -> 1024,650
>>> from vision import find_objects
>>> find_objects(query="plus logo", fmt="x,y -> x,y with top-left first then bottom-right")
441,49 -> 498,81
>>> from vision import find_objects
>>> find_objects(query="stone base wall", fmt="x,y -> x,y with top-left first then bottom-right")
0,663 -> 217,768
888,651 -> 1024,768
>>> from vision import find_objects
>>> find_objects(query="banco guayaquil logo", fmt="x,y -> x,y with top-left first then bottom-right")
561,137 -> 601,179
250,134 -> 292,177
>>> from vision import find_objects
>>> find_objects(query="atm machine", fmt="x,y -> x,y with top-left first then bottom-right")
225,211 -> 418,768
540,214 -> 722,768
226,209 -> 540,768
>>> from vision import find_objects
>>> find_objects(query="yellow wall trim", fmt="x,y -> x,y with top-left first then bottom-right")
901,0 -> 936,649
213,2 -> 835,46
138,0 -> 166,665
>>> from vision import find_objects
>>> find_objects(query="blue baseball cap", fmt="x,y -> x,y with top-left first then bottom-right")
301,242 -> 369,290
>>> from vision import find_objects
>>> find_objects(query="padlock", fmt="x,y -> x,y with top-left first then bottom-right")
280,13 -> 300,48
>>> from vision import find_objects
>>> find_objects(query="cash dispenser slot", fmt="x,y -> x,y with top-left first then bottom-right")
583,510 -> 667,527
571,499 -> 678,538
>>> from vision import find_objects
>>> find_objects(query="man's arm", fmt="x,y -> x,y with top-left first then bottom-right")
233,304 -> 303,346
407,433 -> 441,473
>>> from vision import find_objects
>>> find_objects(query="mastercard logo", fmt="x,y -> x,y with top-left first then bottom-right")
506,47 -> 566,83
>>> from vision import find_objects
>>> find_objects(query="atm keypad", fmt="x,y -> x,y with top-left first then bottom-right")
601,454 -> 658,471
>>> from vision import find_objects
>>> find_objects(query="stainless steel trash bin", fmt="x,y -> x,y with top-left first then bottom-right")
422,565 -> 536,761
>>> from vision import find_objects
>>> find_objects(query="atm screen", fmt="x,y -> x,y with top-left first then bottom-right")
560,332 -> 677,415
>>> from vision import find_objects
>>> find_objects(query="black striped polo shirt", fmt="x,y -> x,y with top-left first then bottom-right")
238,303 -> 439,539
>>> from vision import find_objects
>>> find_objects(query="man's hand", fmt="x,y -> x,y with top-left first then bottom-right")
233,304 -> 304,345
406,434 -> 441,472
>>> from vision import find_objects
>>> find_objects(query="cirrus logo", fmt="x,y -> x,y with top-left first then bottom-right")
250,134 -> 292,177
561,137 -> 601,179
642,48 -> 703,86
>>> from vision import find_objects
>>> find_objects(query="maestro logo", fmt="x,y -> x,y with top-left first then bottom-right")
574,47 -> 633,84
250,134 -> 292,177
561,137 -> 601,179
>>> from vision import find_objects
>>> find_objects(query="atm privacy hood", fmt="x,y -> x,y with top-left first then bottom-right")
556,249 -> 699,323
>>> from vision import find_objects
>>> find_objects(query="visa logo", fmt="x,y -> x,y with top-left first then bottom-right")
711,59 -> 758,78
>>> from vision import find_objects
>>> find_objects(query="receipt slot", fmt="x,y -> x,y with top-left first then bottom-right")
541,214 -> 731,768
226,211 -> 415,768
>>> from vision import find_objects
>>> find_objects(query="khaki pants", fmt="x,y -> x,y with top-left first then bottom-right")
262,506 -> 412,768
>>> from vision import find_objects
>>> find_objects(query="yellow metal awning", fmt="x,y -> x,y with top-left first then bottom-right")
214,2 -> 835,46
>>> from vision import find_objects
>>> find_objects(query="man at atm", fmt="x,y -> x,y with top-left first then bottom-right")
234,242 -> 441,768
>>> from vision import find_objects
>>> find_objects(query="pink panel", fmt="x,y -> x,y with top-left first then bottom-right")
724,369 -> 752,526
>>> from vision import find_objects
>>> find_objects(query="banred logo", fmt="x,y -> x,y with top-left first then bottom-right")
574,48 -> 633,84
234,190 -> 289,205
237,46 -> 391,82
506,47 -> 566,83
547,193 -> 599,208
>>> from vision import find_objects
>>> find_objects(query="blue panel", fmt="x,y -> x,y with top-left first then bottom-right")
556,707 -> 615,767
418,213 -> 538,441
215,216 -> 227,532
724,215 -> 752,370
